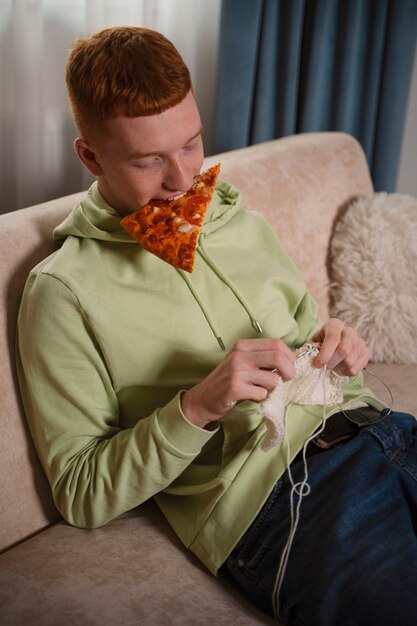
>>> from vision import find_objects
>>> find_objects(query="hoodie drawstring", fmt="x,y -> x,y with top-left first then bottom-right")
178,234 -> 263,351
179,271 -> 226,351
199,235 -> 263,336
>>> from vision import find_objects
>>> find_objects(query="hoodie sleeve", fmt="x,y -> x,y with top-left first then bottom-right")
16,271 -> 217,529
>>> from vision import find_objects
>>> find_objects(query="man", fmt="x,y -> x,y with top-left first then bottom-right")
17,27 -> 417,625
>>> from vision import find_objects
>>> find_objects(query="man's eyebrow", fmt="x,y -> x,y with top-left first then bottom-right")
128,127 -> 203,161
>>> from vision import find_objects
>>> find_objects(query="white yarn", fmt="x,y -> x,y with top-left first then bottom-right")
259,344 -> 348,451
258,346 -> 349,619
257,352 -> 392,618
271,367 -> 329,619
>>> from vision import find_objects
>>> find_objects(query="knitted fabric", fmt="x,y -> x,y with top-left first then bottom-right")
259,344 -> 349,451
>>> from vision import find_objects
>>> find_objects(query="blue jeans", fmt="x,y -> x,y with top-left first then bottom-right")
225,412 -> 417,625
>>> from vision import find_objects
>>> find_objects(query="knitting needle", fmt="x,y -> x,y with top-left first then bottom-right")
270,345 -> 318,375
296,345 -> 318,359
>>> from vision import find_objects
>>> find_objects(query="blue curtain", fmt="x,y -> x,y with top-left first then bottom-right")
213,0 -> 417,191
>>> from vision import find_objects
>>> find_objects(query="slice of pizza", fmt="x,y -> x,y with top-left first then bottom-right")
120,163 -> 221,272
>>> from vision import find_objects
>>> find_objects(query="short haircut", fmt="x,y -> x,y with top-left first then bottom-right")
66,26 -> 192,138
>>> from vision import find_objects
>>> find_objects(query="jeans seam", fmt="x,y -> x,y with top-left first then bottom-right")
390,451 -> 417,482
367,419 -> 417,481
231,476 -> 285,563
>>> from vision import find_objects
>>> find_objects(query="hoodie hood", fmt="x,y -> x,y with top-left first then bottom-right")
54,179 -> 242,243
53,178 -> 259,351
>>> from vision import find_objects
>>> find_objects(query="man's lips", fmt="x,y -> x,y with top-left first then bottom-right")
165,191 -> 187,202
140,174 -> 201,207
154,174 -> 201,203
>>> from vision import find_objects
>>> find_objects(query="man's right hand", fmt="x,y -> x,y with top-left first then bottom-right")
181,338 -> 297,429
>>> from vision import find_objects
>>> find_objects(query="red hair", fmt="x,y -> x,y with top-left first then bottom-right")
66,26 -> 192,137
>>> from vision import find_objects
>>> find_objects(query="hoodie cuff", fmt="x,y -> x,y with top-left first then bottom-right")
156,391 -> 219,456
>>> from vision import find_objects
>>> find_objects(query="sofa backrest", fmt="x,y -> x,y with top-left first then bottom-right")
0,132 -> 373,552
0,192 -> 85,551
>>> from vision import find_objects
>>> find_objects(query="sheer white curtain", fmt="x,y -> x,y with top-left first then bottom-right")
0,0 -> 222,214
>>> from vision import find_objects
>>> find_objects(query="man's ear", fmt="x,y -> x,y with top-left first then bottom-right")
74,138 -> 104,176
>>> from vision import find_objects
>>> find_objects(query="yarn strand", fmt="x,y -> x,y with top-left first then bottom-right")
272,366 -> 329,620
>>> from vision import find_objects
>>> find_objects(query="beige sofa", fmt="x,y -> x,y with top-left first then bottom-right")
1,133 -> 416,625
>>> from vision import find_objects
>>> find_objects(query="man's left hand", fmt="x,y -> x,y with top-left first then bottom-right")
310,318 -> 370,376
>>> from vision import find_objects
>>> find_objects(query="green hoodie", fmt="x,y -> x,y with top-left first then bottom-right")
16,180 -> 383,574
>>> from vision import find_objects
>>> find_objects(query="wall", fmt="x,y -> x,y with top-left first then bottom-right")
396,44 -> 417,195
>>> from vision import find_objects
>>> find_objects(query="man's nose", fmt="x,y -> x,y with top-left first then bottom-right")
163,159 -> 194,193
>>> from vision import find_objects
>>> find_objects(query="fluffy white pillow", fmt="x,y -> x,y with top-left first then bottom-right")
329,192 -> 417,364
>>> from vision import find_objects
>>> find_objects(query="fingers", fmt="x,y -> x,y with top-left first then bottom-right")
230,338 -> 296,381
181,338 -> 297,428
312,318 -> 370,375
182,324 -> 371,429
213,339 -> 295,407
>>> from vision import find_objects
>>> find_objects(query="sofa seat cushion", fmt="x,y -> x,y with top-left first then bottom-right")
0,500 -> 276,626
364,363 -> 417,416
